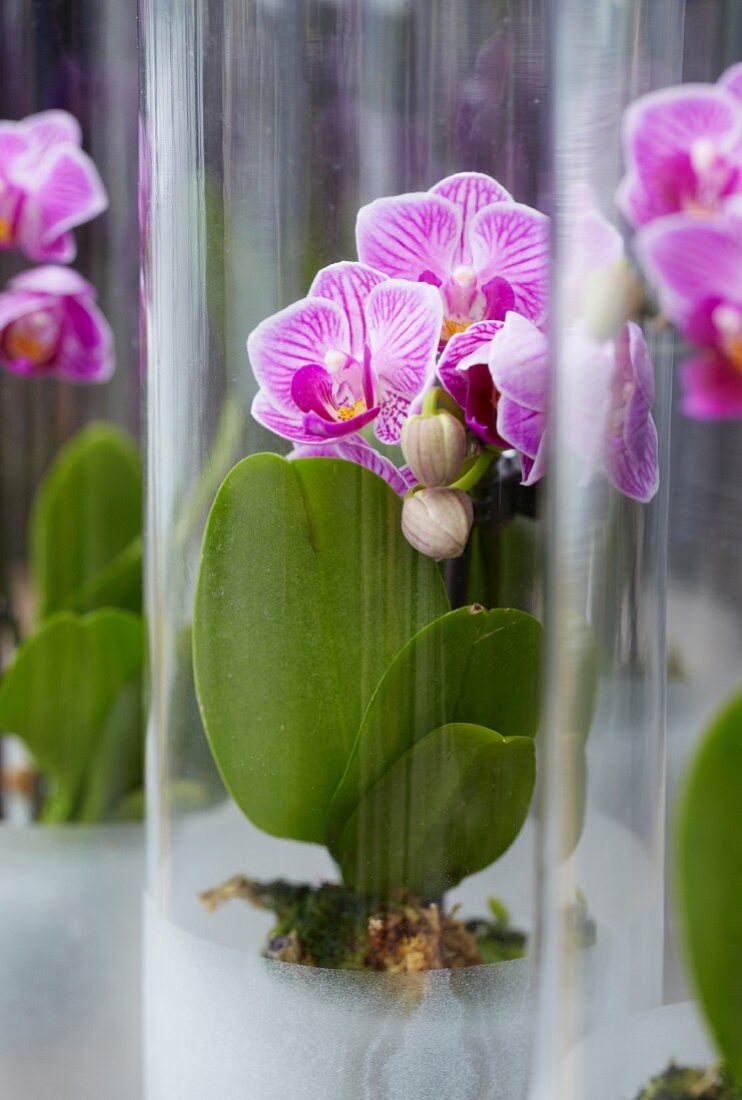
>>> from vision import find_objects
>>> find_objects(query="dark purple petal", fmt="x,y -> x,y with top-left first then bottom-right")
470,202 -> 549,323
247,297 -> 350,413
437,318 -> 502,410
681,351 -> 742,419
309,261 -> 386,360
290,364 -> 339,419
462,360 -> 505,446
356,192 -> 460,283
429,171 -> 512,264
365,279 -> 442,399
481,276 -> 516,321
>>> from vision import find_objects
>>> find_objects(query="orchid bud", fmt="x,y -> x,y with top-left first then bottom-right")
582,259 -> 644,341
401,488 -> 474,560
401,411 -> 467,487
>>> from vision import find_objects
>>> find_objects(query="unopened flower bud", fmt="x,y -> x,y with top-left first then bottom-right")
401,488 -> 474,560
582,259 -> 644,341
401,411 -> 467,487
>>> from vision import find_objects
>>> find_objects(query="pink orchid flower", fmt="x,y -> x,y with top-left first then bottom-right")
355,171 -> 548,345
0,110 -> 108,263
0,266 -> 114,383
618,65 -> 742,228
637,211 -> 742,419
248,261 -> 442,445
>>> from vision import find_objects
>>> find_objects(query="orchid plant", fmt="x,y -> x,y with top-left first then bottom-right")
0,110 -> 144,823
190,169 -> 650,971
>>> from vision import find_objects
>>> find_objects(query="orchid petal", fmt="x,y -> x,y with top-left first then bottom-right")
10,265 -> 94,299
681,352 -> 742,420
719,63 -> 742,104
520,442 -> 547,486
25,146 -> 108,251
375,388 -> 413,444
437,320 -> 503,408
247,297 -> 350,412
497,398 -> 545,460
636,214 -> 742,331
309,261 -> 386,359
365,279 -> 442,400
356,192 -> 460,283
289,438 -> 413,497
623,84 -> 741,179
0,124 -> 29,169
616,172 -> 679,228
488,312 -> 549,410
605,408 -> 659,503
0,290 -> 48,330
22,110 -> 82,153
250,391 -> 328,445
470,202 -> 549,323
55,299 -> 114,383
430,171 -> 512,263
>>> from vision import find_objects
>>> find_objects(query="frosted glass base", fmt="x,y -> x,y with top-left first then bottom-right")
145,897 -> 535,1100
0,824 -> 144,1099
569,1001 -> 714,1097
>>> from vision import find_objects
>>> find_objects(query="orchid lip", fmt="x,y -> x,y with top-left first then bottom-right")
291,361 -> 371,424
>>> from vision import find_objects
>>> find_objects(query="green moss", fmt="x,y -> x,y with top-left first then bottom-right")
635,1064 -> 742,1100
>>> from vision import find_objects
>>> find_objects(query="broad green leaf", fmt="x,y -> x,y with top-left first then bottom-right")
0,610 -> 144,822
677,691 -> 742,1082
31,423 -> 142,616
66,536 -> 142,615
327,606 -> 541,851
75,680 -> 143,822
193,454 -> 449,844
336,722 -> 536,897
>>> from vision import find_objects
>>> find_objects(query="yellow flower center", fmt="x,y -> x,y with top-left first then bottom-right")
338,398 -> 367,421
0,218 -> 12,245
441,318 -> 473,345
4,313 -> 58,366
725,335 -> 742,372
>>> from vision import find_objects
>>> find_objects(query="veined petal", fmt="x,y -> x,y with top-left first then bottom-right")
617,322 -> 654,407
247,296 -> 351,412
365,279 -> 442,399
22,109 -> 82,153
251,390 -> 329,444
488,311 -> 549,410
497,397 -> 545,459
681,352 -> 742,420
605,408 -> 659,503
356,192 -> 460,283
430,171 -> 512,263
636,213 -> 742,330
623,84 -> 742,179
470,202 -> 549,323
437,320 -> 503,408
309,261 -> 386,359
0,124 -> 29,170
375,388 -> 413,444
33,146 -> 108,241
289,437 -> 413,496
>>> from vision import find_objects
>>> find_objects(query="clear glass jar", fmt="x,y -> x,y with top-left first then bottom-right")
0,3 -> 142,1097
142,2 -> 552,1097
532,2 -> 742,1098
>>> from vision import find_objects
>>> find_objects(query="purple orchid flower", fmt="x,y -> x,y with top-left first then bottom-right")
0,266 -> 114,383
618,66 -> 742,228
288,437 -> 415,498
248,261 -> 442,446
0,110 -> 107,263
637,211 -> 742,419
355,172 -> 549,345
437,319 -> 507,447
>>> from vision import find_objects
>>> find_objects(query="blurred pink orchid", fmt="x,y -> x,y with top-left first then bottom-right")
0,266 -> 114,383
619,65 -> 742,228
637,211 -> 742,419
248,262 -> 442,446
0,109 -> 107,263
356,172 -> 548,345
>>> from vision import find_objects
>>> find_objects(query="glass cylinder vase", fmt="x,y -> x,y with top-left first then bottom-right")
0,3 -> 143,1098
141,1 -> 554,1097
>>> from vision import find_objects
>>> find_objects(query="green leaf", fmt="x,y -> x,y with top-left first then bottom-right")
30,423 -> 142,616
0,610 -> 144,822
677,691 -> 742,1082
336,722 -> 536,897
327,605 -> 541,851
193,454 -> 449,844
75,679 -> 144,822
65,536 -> 142,615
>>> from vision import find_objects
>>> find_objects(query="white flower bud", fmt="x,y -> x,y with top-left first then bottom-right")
401,411 -> 468,487
582,259 -> 644,341
401,488 -> 474,560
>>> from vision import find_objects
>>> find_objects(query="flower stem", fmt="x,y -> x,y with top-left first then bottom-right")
450,449 -> 494,493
